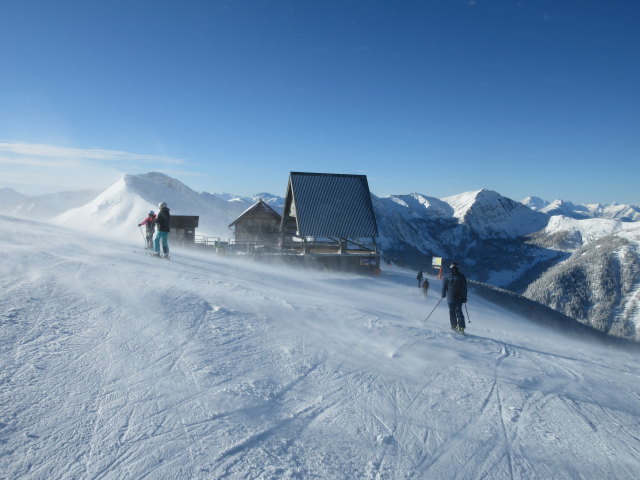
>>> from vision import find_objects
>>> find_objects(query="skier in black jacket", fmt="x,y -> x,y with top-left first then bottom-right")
441,262 -> 467,332
152,202 -> 171,258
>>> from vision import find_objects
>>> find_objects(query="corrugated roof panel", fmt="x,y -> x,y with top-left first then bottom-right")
289,172 -> 378,237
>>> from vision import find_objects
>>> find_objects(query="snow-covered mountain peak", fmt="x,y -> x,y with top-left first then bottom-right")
586,202 -> 640,222
441,189 -> 486,219
442,189 -> 549,238
253,192 -> 284,207
54,173 -> 251,241
378,193 -> 453,218
546,199 -> 568,209
541,199 -> 590,219
521,196 -> 549,211
123,172 -> 199,200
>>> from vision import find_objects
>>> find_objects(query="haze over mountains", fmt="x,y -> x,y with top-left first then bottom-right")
2,172 -> 639,342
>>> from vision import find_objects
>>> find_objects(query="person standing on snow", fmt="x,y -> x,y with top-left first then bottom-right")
152,202 -> 171,258
441,262 -> 467,332
138,210 -> 156,249
417,270 -> 423,287
422,277 -> 430,297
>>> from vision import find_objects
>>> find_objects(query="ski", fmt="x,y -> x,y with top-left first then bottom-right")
144,251 -> 170,260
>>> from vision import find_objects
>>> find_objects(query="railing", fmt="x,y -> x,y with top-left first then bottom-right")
194,234 -> 226,247
195,234 -> 377,257
280,237 -> 377,255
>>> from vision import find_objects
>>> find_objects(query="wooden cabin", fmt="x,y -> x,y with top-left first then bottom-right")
229,199 -> 282,247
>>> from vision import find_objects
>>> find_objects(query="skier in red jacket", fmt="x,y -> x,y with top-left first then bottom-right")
138,210 -> 156,249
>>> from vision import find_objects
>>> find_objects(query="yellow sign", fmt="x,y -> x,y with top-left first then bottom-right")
432,257 -> 442,267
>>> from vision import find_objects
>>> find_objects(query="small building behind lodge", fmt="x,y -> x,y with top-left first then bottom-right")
169,215 -> 199,246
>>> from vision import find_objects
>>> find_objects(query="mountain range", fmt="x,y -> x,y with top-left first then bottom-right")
522,196 -> 640,222
3,172 -> 639,342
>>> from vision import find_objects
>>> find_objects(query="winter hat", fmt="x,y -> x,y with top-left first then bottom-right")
450,263 -> 459,272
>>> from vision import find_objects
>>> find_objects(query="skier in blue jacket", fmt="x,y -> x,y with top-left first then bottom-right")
441,262 -> 468,332
152,202 -> 171,258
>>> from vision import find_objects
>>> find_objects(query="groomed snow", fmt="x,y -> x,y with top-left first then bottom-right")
1,215 -> 639,479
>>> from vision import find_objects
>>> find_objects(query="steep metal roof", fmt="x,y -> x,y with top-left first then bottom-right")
287,172 -> 378,237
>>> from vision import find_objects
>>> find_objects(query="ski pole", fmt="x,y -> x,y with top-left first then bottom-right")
139,225 -> 147,245
425,297 -> 443,323
464,304 -> 471,324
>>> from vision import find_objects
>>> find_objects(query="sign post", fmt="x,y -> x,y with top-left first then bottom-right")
432,256 -> 443,279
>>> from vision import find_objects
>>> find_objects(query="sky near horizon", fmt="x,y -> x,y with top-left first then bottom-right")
1,1 -> 638,204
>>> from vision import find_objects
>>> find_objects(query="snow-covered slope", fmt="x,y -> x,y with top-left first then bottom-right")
52,173 -> 284,242
1,214 -> 639,479
524,220 -> 640,339
54,172 -> 251,241
585,202 -> 640,222
525,236 -> 640,340
543,215 -> 626,247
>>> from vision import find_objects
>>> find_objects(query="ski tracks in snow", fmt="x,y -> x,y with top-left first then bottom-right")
2,219 -> 640,479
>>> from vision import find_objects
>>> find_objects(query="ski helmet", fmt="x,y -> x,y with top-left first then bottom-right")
158,202 -> 167,209
148,210 -> 155,215
450,262 -> 459,271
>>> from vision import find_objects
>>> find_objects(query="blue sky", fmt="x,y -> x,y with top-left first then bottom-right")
1,0 -> 638,204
